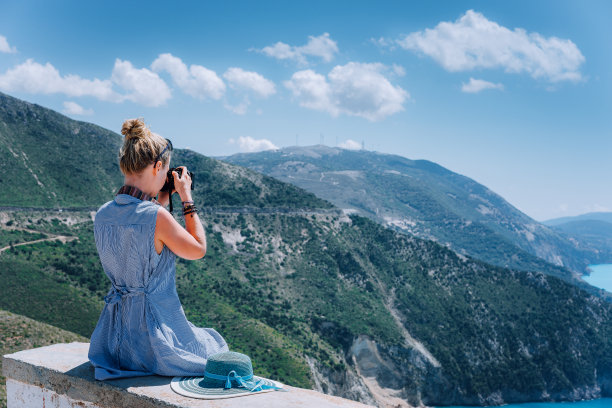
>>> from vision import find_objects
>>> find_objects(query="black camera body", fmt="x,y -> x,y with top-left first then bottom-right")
161,167 -> 195,193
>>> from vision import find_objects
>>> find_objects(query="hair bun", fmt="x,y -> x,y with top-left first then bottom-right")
121,118 -> 148,140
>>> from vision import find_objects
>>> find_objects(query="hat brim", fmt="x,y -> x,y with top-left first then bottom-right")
171,375 -> 284,400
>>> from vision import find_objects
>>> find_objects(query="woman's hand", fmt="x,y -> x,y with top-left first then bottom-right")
154,165 -> 206,260
172,166 -> 192,202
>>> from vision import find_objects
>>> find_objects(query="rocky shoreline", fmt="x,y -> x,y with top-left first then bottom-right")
307,335 -> 612,408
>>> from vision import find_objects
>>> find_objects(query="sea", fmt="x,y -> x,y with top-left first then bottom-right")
439,399 -> 612,408
583,264 -> 612,293
440,265 -> 612,408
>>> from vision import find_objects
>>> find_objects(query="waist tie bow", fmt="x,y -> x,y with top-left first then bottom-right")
103,284 -> 147,358
104,285 -> 147,304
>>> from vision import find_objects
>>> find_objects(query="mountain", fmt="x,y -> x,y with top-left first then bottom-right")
544,212 -> 612,226
0,94 -> 123,208
0,92 -> 328,212
542,214 -> 612,258
1,92 -> 612,407
553,220 -> 612,243
221,146 -> 612,277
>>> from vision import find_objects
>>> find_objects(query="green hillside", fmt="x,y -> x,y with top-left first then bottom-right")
2,206 -> 611,405
1,92 -> 611,406
0,93 -> 122,207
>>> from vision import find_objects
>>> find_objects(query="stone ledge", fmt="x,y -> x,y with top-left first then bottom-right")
3,342 -> 373,408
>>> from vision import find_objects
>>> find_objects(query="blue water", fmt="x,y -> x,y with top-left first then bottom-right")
439,398 -> 612,408
583,264 -> 612,293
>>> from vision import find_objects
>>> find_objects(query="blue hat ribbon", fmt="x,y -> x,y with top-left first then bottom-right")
204,370 -> 252,389
203,370 -> 282,392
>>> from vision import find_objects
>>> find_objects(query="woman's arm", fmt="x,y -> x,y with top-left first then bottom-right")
154,167 -> 206,260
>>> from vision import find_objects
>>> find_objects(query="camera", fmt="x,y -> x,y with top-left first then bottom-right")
161,167 -> 195,193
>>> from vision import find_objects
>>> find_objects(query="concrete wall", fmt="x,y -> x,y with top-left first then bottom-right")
3,342 -> 373,408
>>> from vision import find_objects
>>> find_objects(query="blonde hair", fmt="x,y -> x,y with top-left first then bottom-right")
119,118 -> 170,174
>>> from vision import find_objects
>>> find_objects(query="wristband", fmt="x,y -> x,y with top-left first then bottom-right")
184,209 -> 198,216
183,204 -> 198,216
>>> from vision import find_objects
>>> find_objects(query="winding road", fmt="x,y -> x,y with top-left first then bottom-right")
0,232 -> 78,255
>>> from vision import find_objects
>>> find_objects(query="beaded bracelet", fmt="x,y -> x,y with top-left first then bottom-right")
182,200 -> 194,206
183,204 -> 198,217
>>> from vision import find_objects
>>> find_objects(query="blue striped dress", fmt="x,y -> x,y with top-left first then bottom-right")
88,194 -> 229,380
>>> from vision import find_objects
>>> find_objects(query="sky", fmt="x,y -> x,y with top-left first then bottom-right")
0,0 -> 610,221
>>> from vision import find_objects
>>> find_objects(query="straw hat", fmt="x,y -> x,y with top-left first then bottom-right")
171,351 -> 284,399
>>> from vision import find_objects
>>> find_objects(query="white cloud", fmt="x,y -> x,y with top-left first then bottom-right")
391,64 -> 406,77
370,36 -> 396,51
0,58 -> 172,107
461,78 -> 504,93
284,62 -> 409,121
111,59 -> 171,107
229,136 -> 278,152
224,97 -> 250,115
339,139 -> 361,150
284,69 -> 336,114
0,35 -> 17,53
151,53 -> 225,100
258,33 -> 339,65
0,59 -> 118,101
397,10 -> 584,82
62,101 -> 93,115
557,203 -> 569,213
223,67 -> 275,97
584,204 -> 611,213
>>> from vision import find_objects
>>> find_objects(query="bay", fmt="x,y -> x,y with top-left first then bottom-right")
583,264 -> 612,293
439,398 -> 612,408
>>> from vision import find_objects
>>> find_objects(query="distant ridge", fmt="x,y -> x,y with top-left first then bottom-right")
543,213 -> 612,257
222,145 -> 612,277
543,212 -> 612,226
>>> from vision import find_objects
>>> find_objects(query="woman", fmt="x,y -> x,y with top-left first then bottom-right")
88,118 -> 228,380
